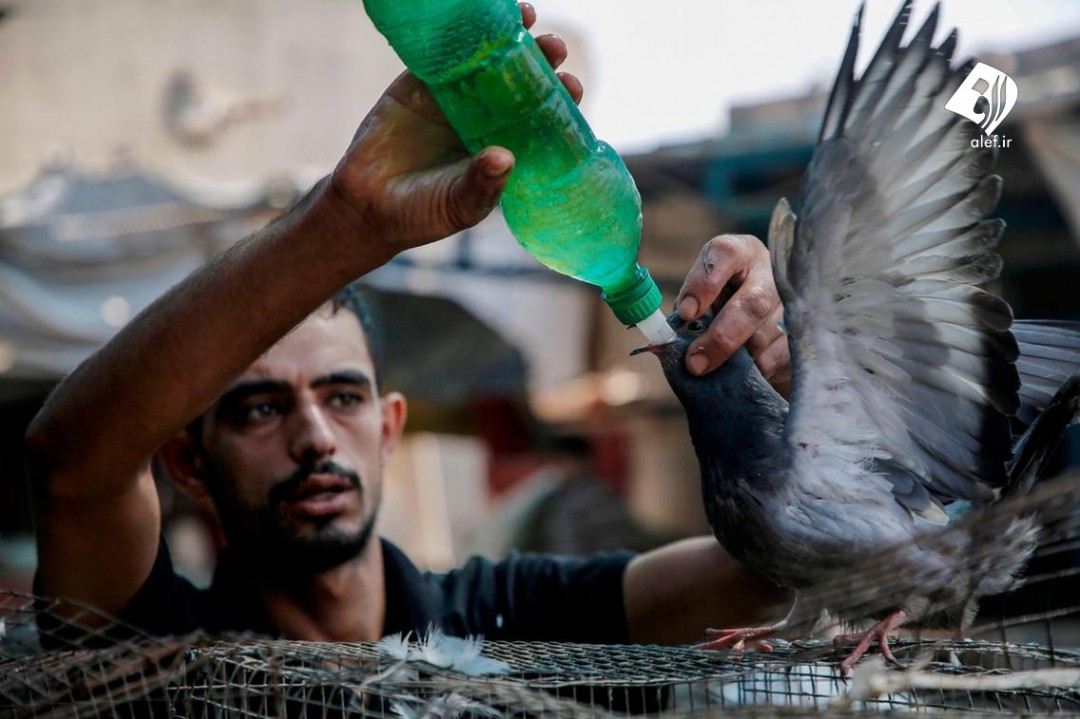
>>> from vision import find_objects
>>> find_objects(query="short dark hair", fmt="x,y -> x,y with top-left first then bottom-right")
186,282 -> 382,440
329,281 -> 383,391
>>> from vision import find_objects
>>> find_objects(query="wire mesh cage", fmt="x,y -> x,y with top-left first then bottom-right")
4,630 -> 1080,718
4,472 -> 1080,718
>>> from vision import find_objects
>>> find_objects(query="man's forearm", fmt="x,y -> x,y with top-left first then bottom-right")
623,537 -> 790,645
26,177 -> 380,498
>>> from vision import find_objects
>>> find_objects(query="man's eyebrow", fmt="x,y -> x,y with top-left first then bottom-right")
312,370 -> 372,390
215,379 -> 293,410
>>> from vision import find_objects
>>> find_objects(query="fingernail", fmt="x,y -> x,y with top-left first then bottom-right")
688,351 -> 709,375
483,159 -> 512,178
678,297 -> 698,319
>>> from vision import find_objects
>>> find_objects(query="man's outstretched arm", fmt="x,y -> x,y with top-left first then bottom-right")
624,537 -> 790,645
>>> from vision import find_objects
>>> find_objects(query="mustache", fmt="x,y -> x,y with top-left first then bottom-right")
267,460 -> 362,507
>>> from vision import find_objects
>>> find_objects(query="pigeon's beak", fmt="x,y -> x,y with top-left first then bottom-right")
630,338 -> 676,357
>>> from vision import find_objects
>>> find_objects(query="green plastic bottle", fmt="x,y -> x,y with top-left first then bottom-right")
363,0 -> 674,343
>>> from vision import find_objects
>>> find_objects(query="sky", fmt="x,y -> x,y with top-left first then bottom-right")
530,0 -> 1080,153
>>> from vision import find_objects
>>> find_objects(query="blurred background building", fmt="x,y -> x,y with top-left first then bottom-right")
1,0 -> 1078,604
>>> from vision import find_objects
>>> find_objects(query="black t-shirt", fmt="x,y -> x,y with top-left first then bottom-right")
103,536 -> 633,643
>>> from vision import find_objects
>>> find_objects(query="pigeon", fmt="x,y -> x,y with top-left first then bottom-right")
636,0 -> 1080,672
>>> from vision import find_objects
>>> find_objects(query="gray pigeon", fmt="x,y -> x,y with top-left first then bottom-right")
638,0 -> 1080,672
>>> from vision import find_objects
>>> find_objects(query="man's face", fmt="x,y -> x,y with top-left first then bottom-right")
194,306 -> 403,572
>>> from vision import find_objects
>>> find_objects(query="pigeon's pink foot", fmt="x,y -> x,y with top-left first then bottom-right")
834,610 -> 906,674
693,626 -> 776,653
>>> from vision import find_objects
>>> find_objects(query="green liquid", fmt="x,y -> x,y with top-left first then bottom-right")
364,0 -> 662,326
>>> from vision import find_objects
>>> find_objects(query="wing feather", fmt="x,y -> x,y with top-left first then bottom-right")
1011,320 -> 1080,428
778,3 -> 1017,508
819,4 -> 864,142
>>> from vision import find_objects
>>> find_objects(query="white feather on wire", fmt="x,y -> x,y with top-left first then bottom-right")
376,626 -> 511,677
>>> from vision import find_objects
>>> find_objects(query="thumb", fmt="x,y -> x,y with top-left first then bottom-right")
445,147 -> 514,231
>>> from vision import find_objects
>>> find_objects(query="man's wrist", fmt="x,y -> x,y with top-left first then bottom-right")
293,173 -> 398,277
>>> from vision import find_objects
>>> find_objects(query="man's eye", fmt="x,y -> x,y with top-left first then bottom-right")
242,402 -> 279,422
330,392 -> 363,409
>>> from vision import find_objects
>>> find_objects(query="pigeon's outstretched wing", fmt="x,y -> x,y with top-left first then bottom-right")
1006,372 -> 1080,496
1011,320 -> 1080,428
769,1 -> 1018,513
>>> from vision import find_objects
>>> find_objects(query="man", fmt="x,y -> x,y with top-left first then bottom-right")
27,5 -> 790,646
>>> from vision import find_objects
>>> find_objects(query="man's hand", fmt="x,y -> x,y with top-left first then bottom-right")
675,234 -> 791,396
330,3 -> 582,258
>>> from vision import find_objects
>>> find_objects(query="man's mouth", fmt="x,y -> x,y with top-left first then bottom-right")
279,473 -> 358,518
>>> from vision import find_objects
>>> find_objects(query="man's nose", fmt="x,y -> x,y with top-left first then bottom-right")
287,402 -> 337,463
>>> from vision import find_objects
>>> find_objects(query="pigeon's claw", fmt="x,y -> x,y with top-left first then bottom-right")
693,626 -> 776,653
834,610 -> 907,675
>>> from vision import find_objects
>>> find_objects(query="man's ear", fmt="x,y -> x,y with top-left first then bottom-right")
157,432 -> 215,511
379,391 -> 407,464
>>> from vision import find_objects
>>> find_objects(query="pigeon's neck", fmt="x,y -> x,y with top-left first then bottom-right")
677,348 -> 788,484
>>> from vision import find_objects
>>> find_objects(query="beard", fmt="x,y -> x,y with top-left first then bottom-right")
268,508 -> 377,574
206,459 -> 380,575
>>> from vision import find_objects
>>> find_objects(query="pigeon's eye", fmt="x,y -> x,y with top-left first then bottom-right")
686,320 -> 708,334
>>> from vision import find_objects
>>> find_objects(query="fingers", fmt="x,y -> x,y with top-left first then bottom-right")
677,234 -> 781,377
534,34 -> 583,104
444,147 -> 515,231
558,71 -> 584,104
689,280 -> 777,376
523,1 -> 562,70
535,33 -> 568,70
745,304 -> 786,370
757,334 -> 792,399
520,2 -> 536,29
747,305 -> 792,398
676,235 -> 757,321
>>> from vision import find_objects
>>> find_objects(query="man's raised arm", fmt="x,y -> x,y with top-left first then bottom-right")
26,10 -> 578,614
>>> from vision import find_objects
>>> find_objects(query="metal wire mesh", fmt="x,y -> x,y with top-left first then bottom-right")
4,472 -> 1080,717
5,631 -> 1080,718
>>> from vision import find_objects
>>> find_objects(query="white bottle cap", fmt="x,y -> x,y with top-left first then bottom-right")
635,308 -> 676,345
